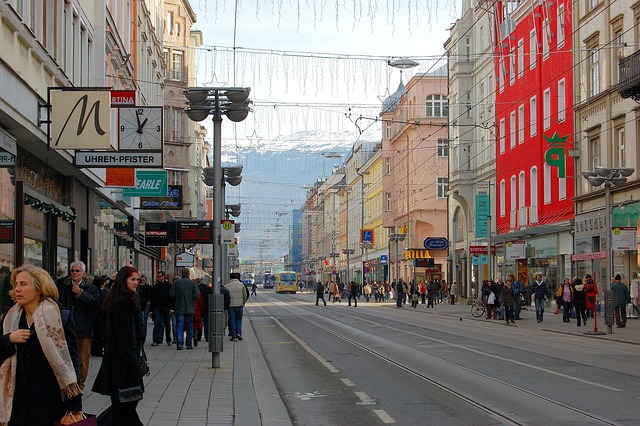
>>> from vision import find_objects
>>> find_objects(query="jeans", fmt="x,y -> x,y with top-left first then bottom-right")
152,307 -> 171,344
562,301 -> 572,322
171,313 -> 177,342
535,298 -> 545,321
504,304 -> 514,323
141,306 -> 150,342
174,314 -> 194,348
228,306 -> 244,338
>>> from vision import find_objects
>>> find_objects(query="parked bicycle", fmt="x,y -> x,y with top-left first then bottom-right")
471,296 -> 487,318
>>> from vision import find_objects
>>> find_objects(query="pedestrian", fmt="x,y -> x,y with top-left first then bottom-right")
394,280 -> 403,308
137,274 -> 152,343
493,278 -> 504,320
499,276 -> 516,325
0,265 -> 83,425
410,280 -> 419,308
584,273 -> 598,318
250,281 -> 257,296
225,272 -> 248,341
149,271 -> 172,346
56,261 -> 100,391
449,281 -> 457,305
169,268 -> 200,350
572,278 -> 587,327
510,274 -> 521,319
363,282 -> 371,302
198,280 -> 211,342
92,266 -> 144,425
630,272 -> 639,317
0,265 -> 13,322
348,281 -> 358,307
90,276 -> 107,357
192,287 -> 204,347
315,281 -> 326,306
612,274 -> 631,328
332,281 -> 341,303
530,274 -> 551,323
427,280 -> 436,308
557,278 -> 573,323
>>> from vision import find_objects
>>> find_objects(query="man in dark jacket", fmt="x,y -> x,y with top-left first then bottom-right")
150,271 -> 172,346
198,280 -> 211,342
56,261 -> 101,390
530,274 -> 551,323
315,281 -> 326,306
170,268 -> 200,350
137,274 -> 152,343
348,281 -> 358,307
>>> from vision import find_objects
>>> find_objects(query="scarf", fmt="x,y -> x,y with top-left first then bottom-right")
0,298 -> 81,423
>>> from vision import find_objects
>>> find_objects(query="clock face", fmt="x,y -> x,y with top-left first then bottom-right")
118,107 -> 163,151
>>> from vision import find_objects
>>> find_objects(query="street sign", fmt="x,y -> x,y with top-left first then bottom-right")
423,237 -> 448,250
176,252 -> 195,267
122,171 -> 168,197
221,220 -> 235,244
360,228 -> 374,244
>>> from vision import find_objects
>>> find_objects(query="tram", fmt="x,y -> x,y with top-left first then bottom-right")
275,271 -> 298,294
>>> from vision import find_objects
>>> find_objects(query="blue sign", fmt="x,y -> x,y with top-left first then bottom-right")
380,255 -> 388,264
423,238 -> 449,250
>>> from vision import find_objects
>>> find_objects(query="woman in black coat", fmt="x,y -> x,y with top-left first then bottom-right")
92,266 -> 145,425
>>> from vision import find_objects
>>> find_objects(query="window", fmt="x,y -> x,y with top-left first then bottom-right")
385,157 -> 391,175
166,11 -> 174,35
169,170 -> 183,186
543,163 -> 551,204
612,26 -> 623,84
519,172 -> 526,211
543,88 -> 551,130
499,57 -> 505,93
530,29 -> 537,69
385,121 -> 391,139
589,137 -> 601,170
588,45 -> 600,97
437,138 -> 449,157
542,19 -> 550,60
510,111 -> 516,148
518,104 -> 525,143
557,79 -> 566,122
614,126 -> 625,167
500,118 -> 506,154
510,176 -> 516,213
589,0 -> 600,10
559,174 -> 566,200
171,109 -> 182,140
557,4 -> 565,48
426,95 -> 448,117
171,51 -> 183,81
510,49 -> 516,85
530,96 -> 537,136
437,177 -> 448,199
517,39 -> 524,77
500,180 -> 506,217
530,167 -> 538,221
385,193 -> 392,211
465,36 -> 471,60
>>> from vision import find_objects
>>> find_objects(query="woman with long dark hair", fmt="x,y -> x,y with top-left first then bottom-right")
92,266 -> 144,425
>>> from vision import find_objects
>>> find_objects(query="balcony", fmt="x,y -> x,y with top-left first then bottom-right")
619,50 -> 640,101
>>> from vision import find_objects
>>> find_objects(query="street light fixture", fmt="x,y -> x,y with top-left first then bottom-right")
581,166 -> 634,334
389,232 -> 406,292
185,87 -> 251,368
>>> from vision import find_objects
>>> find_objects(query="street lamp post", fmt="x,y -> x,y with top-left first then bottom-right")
582,166 -> 634,334
342,248 -> 355,284
389,232 -> 406,295
186,87 -> 251,368
360,242 -> 373,285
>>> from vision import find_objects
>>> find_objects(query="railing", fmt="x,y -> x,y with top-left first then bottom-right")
619,50 -> 640,100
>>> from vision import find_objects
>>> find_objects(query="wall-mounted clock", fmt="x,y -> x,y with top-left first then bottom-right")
118,107 -> 163,151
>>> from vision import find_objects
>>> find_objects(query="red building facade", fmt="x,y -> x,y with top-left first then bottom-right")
494,0 -> 574,235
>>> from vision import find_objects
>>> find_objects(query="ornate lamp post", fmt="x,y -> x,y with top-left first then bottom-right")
186,87 -> 251,368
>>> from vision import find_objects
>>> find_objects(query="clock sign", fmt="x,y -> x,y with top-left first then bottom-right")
118,107 -> 163,151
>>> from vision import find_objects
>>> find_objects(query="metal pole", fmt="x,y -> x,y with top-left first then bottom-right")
605,182 -> 613,334
487,214 -> 492,280
210,91 -> 223,368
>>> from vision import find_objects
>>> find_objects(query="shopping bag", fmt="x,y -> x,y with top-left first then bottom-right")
54,412 -> 96,426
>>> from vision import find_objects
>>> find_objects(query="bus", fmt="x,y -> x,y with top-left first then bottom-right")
275,271 -> 298,294
263,273 -> 276,289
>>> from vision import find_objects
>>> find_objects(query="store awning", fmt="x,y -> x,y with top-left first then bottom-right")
189,266 -> 211,281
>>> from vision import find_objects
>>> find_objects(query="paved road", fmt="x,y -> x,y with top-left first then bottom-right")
250,291 -> 640,425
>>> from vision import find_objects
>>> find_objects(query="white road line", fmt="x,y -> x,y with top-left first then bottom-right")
373,409 -> 396,424
272,317 -> 340,373
355,391 -> 370,401
341,378 -> 356,387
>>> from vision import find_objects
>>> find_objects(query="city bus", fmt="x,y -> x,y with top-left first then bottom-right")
263,273 -> 276,289
275,271 -> 298,294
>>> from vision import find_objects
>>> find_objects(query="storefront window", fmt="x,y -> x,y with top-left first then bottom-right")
93,198 -> 131,277
24,238 -> 43,267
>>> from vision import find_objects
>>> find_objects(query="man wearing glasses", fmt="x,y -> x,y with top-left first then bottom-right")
56,261 -> 101,390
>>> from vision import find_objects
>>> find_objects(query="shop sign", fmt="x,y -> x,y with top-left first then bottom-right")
612,227 -> 637,250
423,237 -> 448,250
122,171 -> 167,197
176,252 -> 195,267
505,241 -> 526,259
144,222 -> 169,247
0,221 -> 14,243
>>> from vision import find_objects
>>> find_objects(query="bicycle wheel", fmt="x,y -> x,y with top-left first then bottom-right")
471,302 -> 485,317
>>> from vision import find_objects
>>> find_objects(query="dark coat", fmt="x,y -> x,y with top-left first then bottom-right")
0,306 -> 82,426
150,279 -> 172,310
170,277 -> 200,315
499,284 -> 516,307
92,294 -> 144,397
316,282 -> 325,296
530,281 -> 551,300
198,283 -> 211,315
57,276 -> 101,339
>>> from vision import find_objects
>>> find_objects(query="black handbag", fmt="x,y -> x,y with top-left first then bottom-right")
117,385 -> 144,403
137,344 -> 150,377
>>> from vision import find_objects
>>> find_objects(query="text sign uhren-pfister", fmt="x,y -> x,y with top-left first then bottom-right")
74,152 -> 163,168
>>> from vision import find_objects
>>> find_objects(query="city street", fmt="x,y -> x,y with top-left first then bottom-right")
249,290 -> 640,425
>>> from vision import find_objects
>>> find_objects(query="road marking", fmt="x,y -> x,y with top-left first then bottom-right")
341,378 -> 356,387
373,409 -> 396,423
355,391 -> 370,401
272,318 -> 340,373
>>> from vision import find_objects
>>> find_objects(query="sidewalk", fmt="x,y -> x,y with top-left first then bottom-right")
82,317 -> 291,426
422,297 -> 640,345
